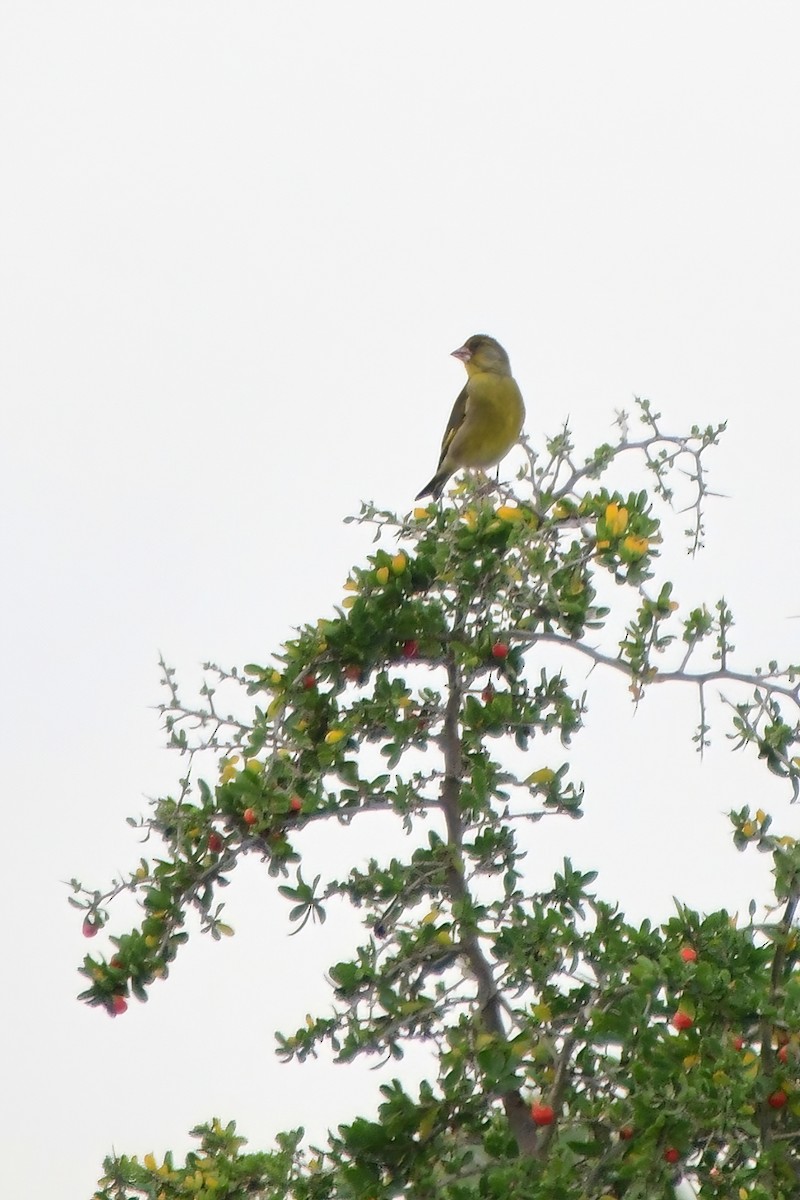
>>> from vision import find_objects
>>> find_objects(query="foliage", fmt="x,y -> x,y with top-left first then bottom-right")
73,401 -> 800,1199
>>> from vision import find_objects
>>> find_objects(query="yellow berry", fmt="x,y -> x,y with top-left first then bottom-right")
622,534 -> 649,558
325,729 -> 346,745
375,566 -> 390,585
527,768 -> 556,786
604,502 -> 629,536
391,552 -> 407,574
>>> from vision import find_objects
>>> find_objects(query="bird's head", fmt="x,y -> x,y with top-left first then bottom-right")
451,334 -> 511,376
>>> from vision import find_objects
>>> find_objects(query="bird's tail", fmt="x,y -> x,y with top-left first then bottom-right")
414,472 -> 447,502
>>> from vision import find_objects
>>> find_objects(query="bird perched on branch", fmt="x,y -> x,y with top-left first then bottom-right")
415,335 -> 525,502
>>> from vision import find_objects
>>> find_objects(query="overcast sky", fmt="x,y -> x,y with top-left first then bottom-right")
2,4 -> 799,1197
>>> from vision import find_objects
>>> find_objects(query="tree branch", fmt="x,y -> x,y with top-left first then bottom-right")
439,654 -> 539,1157
515,631 -> 800,706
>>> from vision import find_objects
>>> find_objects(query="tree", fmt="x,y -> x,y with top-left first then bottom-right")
73,401 -> 800,1199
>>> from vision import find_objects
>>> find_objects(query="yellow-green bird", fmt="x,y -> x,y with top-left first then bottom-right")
415,334 -> 525,501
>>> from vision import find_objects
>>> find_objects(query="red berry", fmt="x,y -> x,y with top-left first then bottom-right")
679,946 -> 697,963
243,807 -> 258,827
109,955 -> 124,970
302,673 -> 316,690
481,684 -> 495,704
672,1010 -> 694,1031
663,1147 -> 680,1164
530,1103 -> 554,1126
619,1125 -> 634,1141
491,642 -> 509,659
110,995 -> 128,1017
778,1044 -> 790,1064
289,795 -> 303,813
82,917 -> 100,938
768,1089 -> 788,1109
732,1036 -> 745,1051
208,831 -> 223,853
402,640 -> 419,659
344,664 -> 361,682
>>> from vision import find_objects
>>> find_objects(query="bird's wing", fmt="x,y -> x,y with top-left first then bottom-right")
436,383 -> 470,468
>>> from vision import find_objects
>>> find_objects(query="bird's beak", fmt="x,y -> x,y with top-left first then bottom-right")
451,344 -> 472,363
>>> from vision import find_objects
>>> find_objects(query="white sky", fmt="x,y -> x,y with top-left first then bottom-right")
2,4 -> 799,1196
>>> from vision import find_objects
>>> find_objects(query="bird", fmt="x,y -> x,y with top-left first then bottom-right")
415,335 -> 525,502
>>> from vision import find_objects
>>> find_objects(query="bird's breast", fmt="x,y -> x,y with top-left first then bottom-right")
453,375 -> 525,469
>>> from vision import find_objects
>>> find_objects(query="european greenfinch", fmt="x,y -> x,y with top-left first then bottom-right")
415,335 -> 525,501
